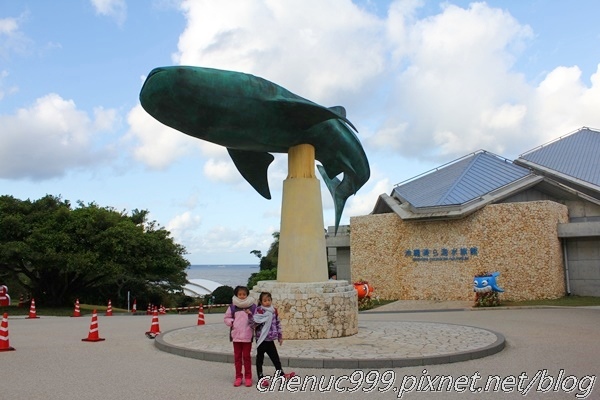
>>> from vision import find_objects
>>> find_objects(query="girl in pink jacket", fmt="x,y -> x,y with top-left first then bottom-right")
224,286 -> 256,387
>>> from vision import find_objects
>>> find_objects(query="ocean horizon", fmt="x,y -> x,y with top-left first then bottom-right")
186,264 -> 259,288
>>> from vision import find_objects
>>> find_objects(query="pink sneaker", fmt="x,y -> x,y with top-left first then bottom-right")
234,378 -> 242,387
261,379 -> 270,388
284,372 -> 296,379
245,378 -> 252,387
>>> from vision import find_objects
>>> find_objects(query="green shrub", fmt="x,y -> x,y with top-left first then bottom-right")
247,268 -> 277,289
211,285 -> 234,304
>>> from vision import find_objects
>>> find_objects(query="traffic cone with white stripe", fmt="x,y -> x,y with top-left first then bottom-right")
26,298 -> 40,319
132,299 -> 137,314
82,309 -> 105,342
197,304 -> 205,326
105,300 -> 113,316
0,313 -> 15,351
72,299 -> 81,317
145,310 -> 160,338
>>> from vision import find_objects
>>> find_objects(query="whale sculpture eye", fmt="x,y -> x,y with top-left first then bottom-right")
481,280 -> 488,286
473,280 -> 478,286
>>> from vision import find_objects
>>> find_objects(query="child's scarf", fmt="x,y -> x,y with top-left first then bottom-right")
253,305 -> 275,346
232,295 -> 255,309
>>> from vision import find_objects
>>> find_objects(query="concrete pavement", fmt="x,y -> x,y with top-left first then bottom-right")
1,302 -> 598,399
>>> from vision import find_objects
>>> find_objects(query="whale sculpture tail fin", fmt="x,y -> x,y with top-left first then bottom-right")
317,164 -> 347,234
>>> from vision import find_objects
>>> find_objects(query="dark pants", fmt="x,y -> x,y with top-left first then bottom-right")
256,340 -> 282,377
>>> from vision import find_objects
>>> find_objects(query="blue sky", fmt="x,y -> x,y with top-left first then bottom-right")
2,0 -> 600,265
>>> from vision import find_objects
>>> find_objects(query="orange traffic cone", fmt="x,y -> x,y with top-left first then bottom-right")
197,304 -> 205,326
146,304 -> 152,315
72,299 -> 81,317
105,300 -> 113,316
145,310 -> 160,338
132,299 -> 137,314
82,309 -> 105,342
0,313 -> 16,351
26,298 -> 40,319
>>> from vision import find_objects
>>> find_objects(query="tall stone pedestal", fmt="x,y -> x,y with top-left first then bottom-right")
277,144 -> 328,283
251,280 -> 358,340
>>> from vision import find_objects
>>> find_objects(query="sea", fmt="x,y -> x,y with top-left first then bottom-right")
185,264 -> 259,288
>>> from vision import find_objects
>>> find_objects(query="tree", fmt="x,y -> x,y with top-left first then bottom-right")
247,268 -> 277,289
248,231 -> 280,288
211,285 -> 234,304
0,195 -> 189,307
250,232 -> 279,271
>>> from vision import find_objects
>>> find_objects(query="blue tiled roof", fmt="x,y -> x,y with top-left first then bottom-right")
519,127 -> 600,187
393,151 -> 532,208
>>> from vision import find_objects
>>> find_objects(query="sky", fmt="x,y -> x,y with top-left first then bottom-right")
2,0 -> 600,265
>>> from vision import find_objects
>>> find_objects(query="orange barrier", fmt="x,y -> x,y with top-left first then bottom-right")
26,298 -> 40,319
72,299 -> 81,317
82,310 -> 105,342
197,304 -> 205,326
0,313 -> 15,351
145,310 -> 161,338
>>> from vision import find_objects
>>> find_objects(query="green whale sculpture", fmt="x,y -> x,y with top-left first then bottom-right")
139,66 -> 370,232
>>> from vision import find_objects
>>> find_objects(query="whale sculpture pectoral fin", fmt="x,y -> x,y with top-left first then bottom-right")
227,148 -> 274,199
317,164 -> 346,234
271,100 -> 357,132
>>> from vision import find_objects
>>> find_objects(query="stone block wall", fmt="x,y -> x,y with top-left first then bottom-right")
251,280 -> 358,339
351,201 -> 569,301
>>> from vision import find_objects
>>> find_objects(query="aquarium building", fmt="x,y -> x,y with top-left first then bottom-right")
327,127 -> 600,301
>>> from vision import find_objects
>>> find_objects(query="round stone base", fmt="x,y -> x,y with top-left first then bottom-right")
251,280 -> 358,340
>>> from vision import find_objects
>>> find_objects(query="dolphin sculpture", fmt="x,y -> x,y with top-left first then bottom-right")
139,66 -> 370,232
473,272 -> 504,293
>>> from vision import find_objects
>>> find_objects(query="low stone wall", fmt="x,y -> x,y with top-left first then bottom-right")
351,201 -> 569,302
251,280 -> 358,340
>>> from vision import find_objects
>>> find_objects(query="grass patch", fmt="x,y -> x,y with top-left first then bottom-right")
502,295 -> 600,307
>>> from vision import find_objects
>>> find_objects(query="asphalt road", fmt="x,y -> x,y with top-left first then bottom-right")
2,306 -> 599,400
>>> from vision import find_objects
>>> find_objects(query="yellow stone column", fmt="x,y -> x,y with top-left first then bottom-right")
277,144 -> 329,282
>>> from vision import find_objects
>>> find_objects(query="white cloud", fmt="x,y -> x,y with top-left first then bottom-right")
0,15 -> 32,58
174,0 -> 387,106
202,158 -> 239,183
167,211 -> 202,235
125,104 -> 203,169
0,18 -> 18,35
132,0 -> 600,194
175,224 -> 272,259
93,106 -> 118,131
530,64 -> 600,142
90,0 -> 127,25
0,94 -> 116,179
368,2 -> 536,161
366,2 -> 600,162
0,69 -> 18,100
345,177 -> 390,218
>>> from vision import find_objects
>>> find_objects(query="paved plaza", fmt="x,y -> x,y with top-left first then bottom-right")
1,302 -> 599,399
